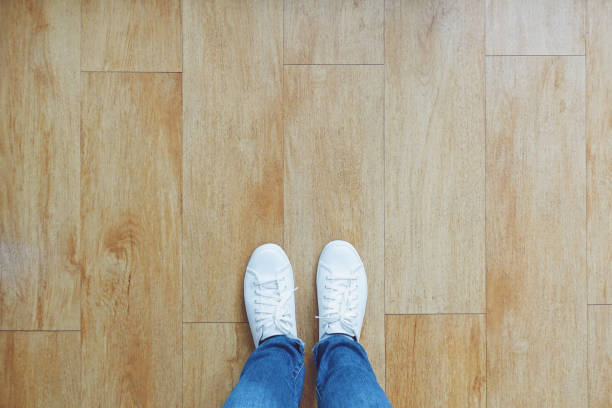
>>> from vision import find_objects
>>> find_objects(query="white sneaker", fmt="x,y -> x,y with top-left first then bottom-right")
244,243 -> 298,347
316,240 -> 367,341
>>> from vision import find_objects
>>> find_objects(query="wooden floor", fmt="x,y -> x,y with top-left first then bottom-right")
0,1 -> 610,407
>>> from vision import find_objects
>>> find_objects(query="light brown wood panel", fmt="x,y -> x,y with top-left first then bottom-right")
182,0 -> 283,323
385,0 -> 485,314
81,73 -> 182,406
586,0 -> 612,304
486,56 -> 586,407
588,305 -> 612,407
486,0 -> 585,55
81,0 -> 181,72
284,0 -> 384,64
284,65 -> 384,406
183,323 -> 253,407
0,331 -> 80,407
385,315 -> 486,407
0,0 -> 80,330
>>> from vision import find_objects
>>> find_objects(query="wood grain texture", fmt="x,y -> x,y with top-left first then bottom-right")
385,0 -> 485,314
182,0 -> 283,323
486,56 -> 586,407
81,73 -> 182,407
0,0 -> 80,330
486,0 -> 585,55
284,65 -> 384,406
183,323 -> 253,407
0,331 -> 80,407
588,305 -> 612,407
586,0 -> 612,304
385,315 -> 486,407
81,0 -> 181,72
284,0 -> 384,64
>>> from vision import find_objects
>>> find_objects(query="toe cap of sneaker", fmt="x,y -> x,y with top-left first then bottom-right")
319,240 -> 364,272
246,243 -> 290,277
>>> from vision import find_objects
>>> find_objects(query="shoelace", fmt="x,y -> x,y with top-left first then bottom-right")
248,265 -> 297,340
315,262 -> 363,337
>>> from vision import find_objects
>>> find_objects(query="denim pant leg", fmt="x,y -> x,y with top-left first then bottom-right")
314,335 -> 391,408
223,335 -> 305,408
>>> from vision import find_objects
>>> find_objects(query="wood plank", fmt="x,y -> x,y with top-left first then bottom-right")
385,0 -> 485,314
0,331 -> 80,407
183,323 -> 253,407
486,56 -> 586,407
284,65 -> 384,406
385,315 -> 486,407
586,0 -> 612,304
284,0 -> 384,64
81,72 -> 182,406
81,0 -> 181,72
588,305 -> 612,407
0,0 -> 80,330
486,0 -> 585,55
182,0 -> 283,323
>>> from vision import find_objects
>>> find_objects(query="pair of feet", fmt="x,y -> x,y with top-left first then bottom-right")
244,240 -> 368,347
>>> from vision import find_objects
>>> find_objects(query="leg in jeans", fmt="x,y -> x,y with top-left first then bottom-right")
225,244 -> 302,407
315,241 -> 391,407
223,335 -> 305,408
314,335 -> 390,407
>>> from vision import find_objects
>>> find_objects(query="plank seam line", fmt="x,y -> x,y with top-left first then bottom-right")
0,329 -> 81,332
183,322 -> 249,324
283,63 -> 384,66
486,54 -> 585,57
81,70 -> 182,74
384,313 -> 486,316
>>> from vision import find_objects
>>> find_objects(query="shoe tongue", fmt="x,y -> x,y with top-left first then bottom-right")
259,297 -> 294,344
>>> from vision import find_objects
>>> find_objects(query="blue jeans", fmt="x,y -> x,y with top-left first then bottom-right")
223,335 -> 391,407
